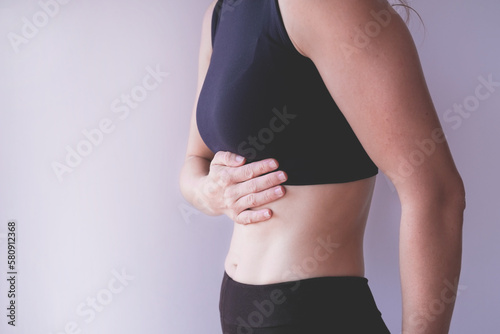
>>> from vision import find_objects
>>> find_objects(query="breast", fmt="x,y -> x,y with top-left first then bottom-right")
197,34 -> 294,158
196,0 -> 378,185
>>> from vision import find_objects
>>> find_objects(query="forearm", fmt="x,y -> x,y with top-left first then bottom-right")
400,194 -> 465,334
179,155 -> 217,215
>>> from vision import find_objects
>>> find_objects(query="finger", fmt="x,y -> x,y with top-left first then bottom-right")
231,158 -> 280,183
211,151 -> 245,167
234,209 -> 273,225
233,185 -> 286,213
227,170 -> 288,200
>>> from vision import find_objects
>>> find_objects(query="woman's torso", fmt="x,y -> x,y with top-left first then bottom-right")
197,0 -> 380,285
224,176 -> 376,284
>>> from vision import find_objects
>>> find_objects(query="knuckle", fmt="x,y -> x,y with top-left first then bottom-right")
246,193 -> 258,207
246,180 -> 258,193
243,166 -> 255,180
262,189 -> 273,202
204,181 -> 217,195
265,174 -> 278,188
223,197 -> 234,211
240,213 -> 252,225
212,151 -> 223,164
257,161 -> 268,174
215,151 -> 230,165
223,186 -> 234,200
234,212 -> 243,224
233,198 -> 245,213
223,151 -> 233,165
218,169 -> 231,187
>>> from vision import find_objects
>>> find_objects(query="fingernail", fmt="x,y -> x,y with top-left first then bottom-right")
264,211 -> 271,218
235,155 -> 244,162
268,160 -> 278,168
275,187 -> 283,196
278,172 -> 287,181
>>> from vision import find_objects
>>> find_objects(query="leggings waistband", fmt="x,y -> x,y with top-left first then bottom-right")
219,270 -> 390,333
222,270 -> 369,287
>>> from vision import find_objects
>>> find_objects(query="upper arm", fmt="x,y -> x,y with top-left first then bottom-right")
280,0 -> 463,200
184,0 -> 219,161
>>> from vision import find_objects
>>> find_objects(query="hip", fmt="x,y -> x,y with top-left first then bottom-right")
219,269 -> 391,333
224,229 -> 366,285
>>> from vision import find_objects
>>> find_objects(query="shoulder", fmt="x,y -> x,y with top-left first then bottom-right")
204,0 -> 220,21
202,0 -> 220,32
201,0 -> 220,39
198,0 -> 220,59
278,0 -> 407,60
279,0 -> 462,195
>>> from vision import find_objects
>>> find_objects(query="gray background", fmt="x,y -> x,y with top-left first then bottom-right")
0,0 -> 498,333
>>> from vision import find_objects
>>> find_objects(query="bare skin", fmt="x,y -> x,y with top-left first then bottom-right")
180,1 -> 465,333
183,151 -> 375,283
226,174 -> 376,283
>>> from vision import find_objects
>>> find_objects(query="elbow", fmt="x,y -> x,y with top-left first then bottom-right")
399,173 -> 466,224
437,175 -> 467,215
451,174 -> 466,213
441,175 -> 466,230
440,172 -> 466,214
432,175 -> 466,237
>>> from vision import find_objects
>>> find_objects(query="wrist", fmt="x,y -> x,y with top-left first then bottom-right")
192,175 -> 222,216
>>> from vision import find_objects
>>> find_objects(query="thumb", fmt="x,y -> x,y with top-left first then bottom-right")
211,151 -> 246,167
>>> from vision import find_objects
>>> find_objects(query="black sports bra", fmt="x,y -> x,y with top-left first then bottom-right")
196,0 -> 378,185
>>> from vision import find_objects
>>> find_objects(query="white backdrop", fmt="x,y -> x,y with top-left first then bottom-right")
0,0 -> 498,333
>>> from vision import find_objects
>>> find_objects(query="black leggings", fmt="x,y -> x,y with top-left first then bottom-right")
219,271 -> 391,334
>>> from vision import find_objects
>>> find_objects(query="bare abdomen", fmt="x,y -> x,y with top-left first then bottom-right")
224,176 -> 377,284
